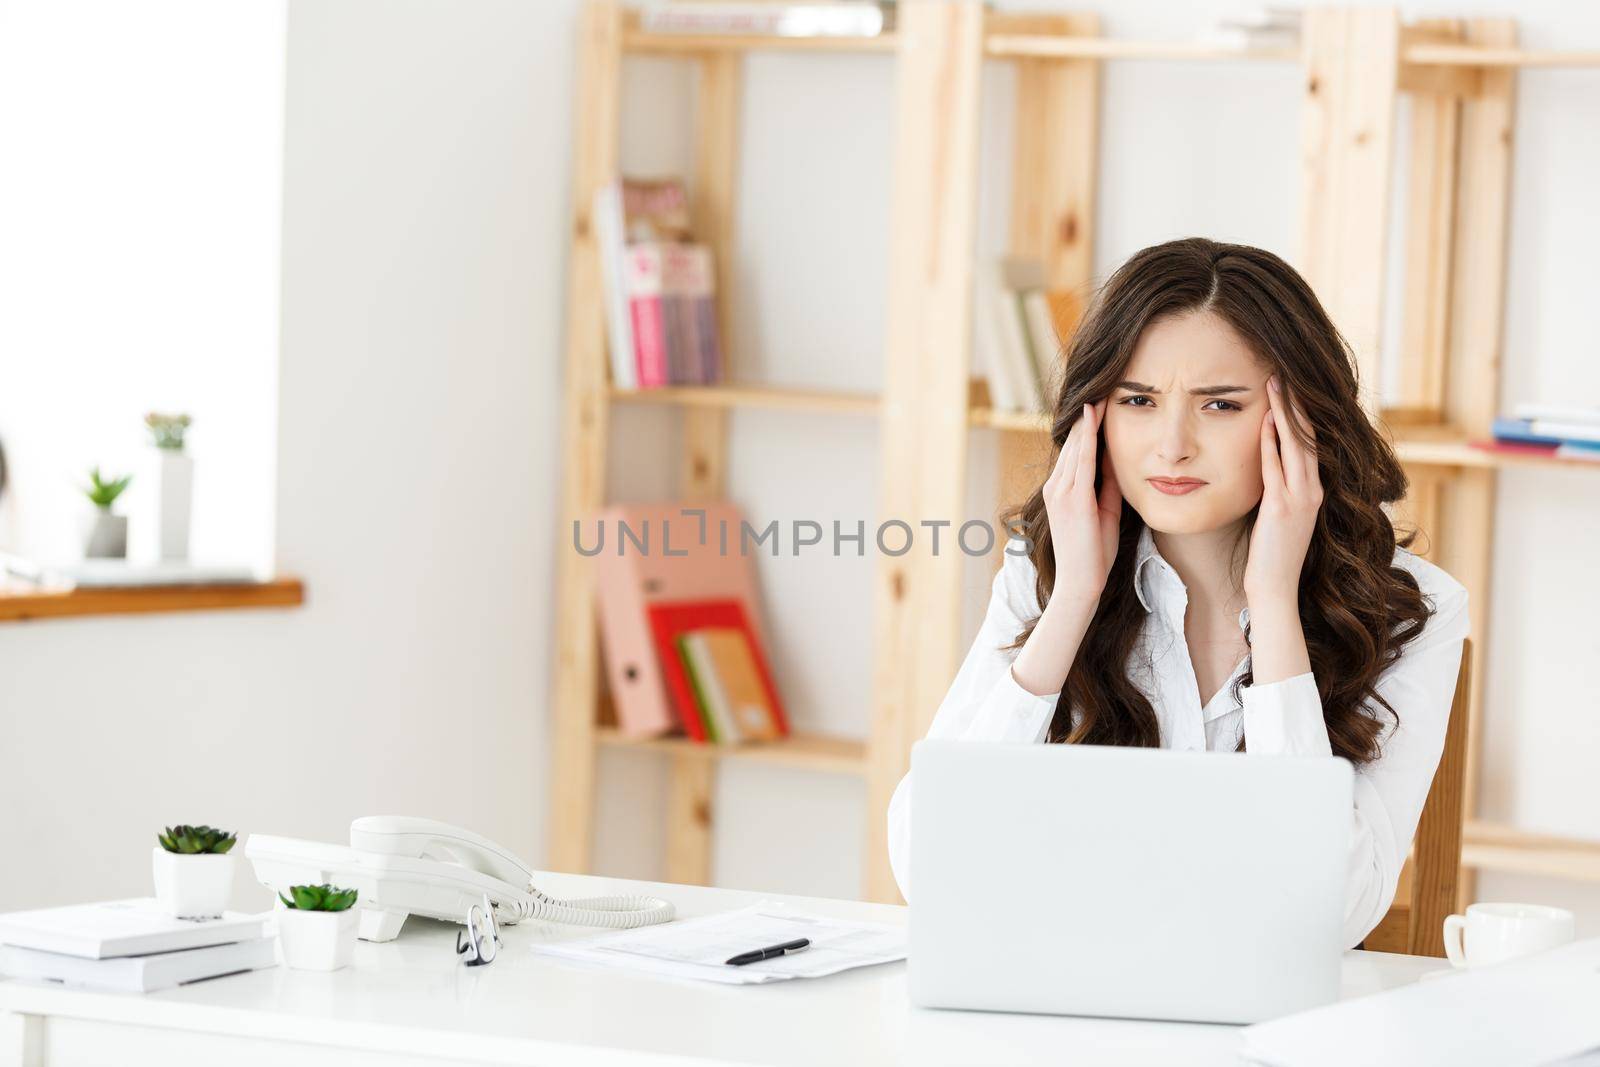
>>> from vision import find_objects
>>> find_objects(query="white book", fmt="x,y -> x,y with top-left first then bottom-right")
0,937 -> 276,993
973,275 -> 1022,413
987,260 -> 1043,413
1214,5 -> 1302,31
640,4 -> 885,38
1528,419 -> 1600,444
1021,289 -> 1062,401
1513,402 -> 1600,426
0,899 -> 268,960
593,180 -> 637,389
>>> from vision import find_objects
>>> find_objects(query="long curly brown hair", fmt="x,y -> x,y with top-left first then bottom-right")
999,237 -> 1431,765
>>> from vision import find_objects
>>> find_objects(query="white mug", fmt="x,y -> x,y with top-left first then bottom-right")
1442,902 -> 1576,969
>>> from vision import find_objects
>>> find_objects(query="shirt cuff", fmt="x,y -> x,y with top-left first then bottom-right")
1241,671 -> 1332,757
957,665 -> 1060,744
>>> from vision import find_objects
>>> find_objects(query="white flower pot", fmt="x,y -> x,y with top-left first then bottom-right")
82,510 -> 128,559
140,449 -> 193,561
151,847 -> 235,919
276,906 -> 359,972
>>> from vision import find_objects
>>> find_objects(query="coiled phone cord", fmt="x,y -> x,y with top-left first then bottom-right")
499,883 -> 675,928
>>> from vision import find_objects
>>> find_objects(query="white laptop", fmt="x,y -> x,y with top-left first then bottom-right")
907,738 -> 1353,1025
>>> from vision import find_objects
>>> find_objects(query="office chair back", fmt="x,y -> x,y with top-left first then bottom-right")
1358,636 -> 1473,957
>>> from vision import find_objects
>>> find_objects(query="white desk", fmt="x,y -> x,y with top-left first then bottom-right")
0,870 -> 1452,1066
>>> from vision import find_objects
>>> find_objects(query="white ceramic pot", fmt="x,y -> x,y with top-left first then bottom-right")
82,510 -> 128,559
277,906 -> 359,971
151,847 -> 235,919
139,448 -> 193,561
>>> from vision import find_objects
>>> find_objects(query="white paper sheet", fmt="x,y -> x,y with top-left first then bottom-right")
530,902 -> 907,985
1239,936 -> 1600,1067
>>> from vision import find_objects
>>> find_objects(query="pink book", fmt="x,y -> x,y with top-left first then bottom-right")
625,245 -> 668,387
591,501 -> 774,738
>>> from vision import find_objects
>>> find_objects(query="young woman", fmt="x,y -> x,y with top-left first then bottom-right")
885,237 -> 1469,951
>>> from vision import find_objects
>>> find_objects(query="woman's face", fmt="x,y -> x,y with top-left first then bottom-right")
1102,310 -> 1272,535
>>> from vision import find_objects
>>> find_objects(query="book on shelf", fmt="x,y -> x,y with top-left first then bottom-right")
639,2 -> 890,38
1196,5 -> 1300,49
1511,402 -> 1600,426
1490,416 -> 1600,450
595,176 -> 725,391
0,936 -> 276,994
0,898 -> 268,960
647,598 -> 789,744
679,626 -> 785,744
976,256 -> 1069,416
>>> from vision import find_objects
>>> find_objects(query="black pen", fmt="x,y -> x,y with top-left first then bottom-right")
725,938 -> 810,966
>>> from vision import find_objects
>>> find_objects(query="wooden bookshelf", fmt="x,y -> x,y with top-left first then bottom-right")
552,2 -> 1597,906
0,578 -> 304,623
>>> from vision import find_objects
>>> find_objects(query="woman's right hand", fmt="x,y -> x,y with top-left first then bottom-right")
1042,399 -> 1123,610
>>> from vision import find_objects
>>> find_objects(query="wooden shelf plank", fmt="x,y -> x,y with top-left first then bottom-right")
985,35 -> 1296,62
1403,44 -> 1600,67
595,727 -> 867,777
1463,821 -> 1600,882
623,20 -> 1600,68
0,578 -> 305,623
1392,436 -> 1600,470
609,384 -> 879,417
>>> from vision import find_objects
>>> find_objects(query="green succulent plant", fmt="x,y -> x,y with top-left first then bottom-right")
279,884 -> 359,912
83,466 -> 133,510
157,825 -> 237,855
144,412 -> 192,450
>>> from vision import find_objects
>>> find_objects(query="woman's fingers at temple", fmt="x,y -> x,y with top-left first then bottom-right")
1260,404 -> 1283,500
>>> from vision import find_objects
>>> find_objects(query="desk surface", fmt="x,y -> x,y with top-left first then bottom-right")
0,870 -> 1453,1066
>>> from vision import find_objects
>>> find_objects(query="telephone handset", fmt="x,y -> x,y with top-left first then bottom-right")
246,816 -> 674,942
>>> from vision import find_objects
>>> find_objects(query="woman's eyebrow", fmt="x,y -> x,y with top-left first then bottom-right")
1114,381 -> 1253,397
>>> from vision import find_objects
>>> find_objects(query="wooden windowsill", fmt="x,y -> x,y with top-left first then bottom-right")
0,578 -> 305,623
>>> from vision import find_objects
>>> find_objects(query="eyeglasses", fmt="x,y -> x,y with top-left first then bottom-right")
455,893 -> 502,967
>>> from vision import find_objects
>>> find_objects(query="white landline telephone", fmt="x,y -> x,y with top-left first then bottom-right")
245,816 -> 675,942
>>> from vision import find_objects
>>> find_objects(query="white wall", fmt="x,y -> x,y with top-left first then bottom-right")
2,0 -> 1597,934
0,0 -> 563,912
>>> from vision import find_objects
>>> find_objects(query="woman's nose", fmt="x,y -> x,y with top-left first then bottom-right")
1156,410 -> 1196,464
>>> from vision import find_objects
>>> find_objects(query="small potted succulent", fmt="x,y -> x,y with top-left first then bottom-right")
276,884 -> 361,971
81,466 -> 134,558
152,825 -> 237,919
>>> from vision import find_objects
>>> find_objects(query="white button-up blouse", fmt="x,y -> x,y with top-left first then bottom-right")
885,524 -> 1471,950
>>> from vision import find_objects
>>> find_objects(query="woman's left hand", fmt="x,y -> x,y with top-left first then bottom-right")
1244,374 -> 1324,605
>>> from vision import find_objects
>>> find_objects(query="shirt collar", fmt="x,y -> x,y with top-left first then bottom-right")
1131,525 -> 1251,633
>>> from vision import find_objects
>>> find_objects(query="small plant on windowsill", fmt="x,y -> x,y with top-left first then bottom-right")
152,824 -> 238,920
276,884 -> 362,972
80,466 -> 134,559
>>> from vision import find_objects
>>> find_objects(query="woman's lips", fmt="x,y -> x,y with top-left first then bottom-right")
1147,478 -> 1207,496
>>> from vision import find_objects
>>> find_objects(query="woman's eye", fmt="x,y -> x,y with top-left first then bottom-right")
1120,391 -> 1241,409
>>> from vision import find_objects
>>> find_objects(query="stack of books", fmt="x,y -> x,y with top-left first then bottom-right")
652,601 -> 789,745
594,176 -> 725,390
0,898 -> 275,993
976,256 -> 1073,415
1482,403 -> 1600,462
593,501 -> 791,745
